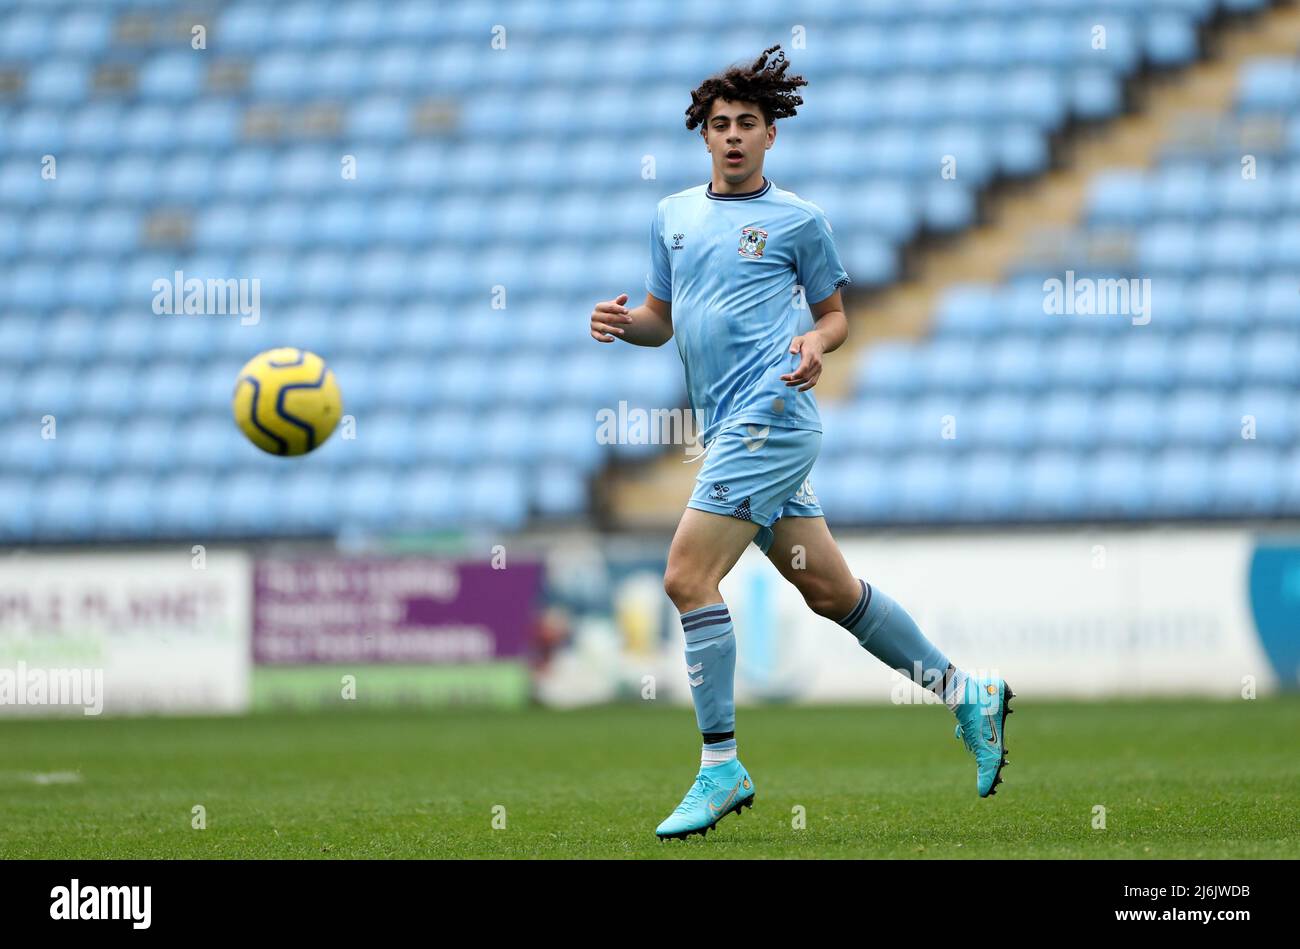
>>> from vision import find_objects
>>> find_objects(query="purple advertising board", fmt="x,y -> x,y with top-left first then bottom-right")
253,557 -> 542,665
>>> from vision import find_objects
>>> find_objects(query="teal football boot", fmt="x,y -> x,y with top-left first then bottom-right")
953,676 -> 1014,797
655,758 -> 755,840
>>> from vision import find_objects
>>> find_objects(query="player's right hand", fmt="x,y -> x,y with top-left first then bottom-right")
590,293 -> 632,343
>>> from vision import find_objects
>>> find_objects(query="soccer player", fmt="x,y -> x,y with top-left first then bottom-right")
588,45 -> 1013,841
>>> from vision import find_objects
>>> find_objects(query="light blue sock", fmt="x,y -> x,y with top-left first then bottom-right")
680,603 -> 736,737
838,580 -> 960,700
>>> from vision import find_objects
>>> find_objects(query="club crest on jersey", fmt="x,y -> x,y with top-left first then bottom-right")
738,227 -> 767,259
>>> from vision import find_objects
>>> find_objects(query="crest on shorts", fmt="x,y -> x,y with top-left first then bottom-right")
738,227 -> 767,259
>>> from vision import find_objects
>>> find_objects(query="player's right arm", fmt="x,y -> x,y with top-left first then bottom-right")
589,292 -> 673,346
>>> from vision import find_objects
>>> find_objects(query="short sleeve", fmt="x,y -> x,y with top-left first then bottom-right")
645,201 -> 672,301
794,206 -> 850,305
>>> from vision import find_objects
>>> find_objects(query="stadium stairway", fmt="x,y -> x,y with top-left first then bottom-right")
604,0 -> 1300,530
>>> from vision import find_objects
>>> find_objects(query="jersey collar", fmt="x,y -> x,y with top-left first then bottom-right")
706,177 -> 771,201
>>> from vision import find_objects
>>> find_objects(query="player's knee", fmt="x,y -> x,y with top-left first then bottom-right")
662,565 -> 694,609
797,575 -> 853,620
663,565 -> 716,612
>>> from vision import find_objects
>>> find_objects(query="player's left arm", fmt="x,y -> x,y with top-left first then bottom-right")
781,291 -> 846,391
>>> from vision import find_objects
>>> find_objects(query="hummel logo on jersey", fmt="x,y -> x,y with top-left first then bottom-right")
742,424 -> 769,452
709,482 -> 730,501
671,233 -> 685,250
738,227 -> 767,258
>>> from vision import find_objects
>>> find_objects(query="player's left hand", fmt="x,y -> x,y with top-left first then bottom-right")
782,334 -> 825,391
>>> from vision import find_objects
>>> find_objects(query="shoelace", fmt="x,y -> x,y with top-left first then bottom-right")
673,770 -> 720,814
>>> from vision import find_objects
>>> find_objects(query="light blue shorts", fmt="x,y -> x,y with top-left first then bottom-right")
686,424 -> 824,554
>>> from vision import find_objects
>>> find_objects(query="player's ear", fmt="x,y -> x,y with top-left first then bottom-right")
766,120 -> 776,149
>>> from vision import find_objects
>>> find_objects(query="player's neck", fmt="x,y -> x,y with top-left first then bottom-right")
709,170 -> 767,196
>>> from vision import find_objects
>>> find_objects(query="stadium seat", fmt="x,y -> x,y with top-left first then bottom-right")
1,1 -> 1294,538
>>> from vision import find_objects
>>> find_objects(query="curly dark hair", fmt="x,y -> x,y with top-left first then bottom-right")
684,44 -> 808,131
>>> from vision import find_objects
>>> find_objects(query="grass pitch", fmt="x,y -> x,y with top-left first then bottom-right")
1,696 -> 1296,859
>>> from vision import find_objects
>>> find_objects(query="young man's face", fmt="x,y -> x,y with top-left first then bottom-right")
702,98 -> 775,187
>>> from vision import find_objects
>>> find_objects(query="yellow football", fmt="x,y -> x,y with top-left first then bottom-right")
231,348 -> 343,456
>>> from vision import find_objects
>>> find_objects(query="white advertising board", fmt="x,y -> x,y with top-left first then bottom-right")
0,552 -> 252,716
711,528 -> 1284,703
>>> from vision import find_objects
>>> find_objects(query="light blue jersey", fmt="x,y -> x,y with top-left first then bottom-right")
646,178 -> 850,445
